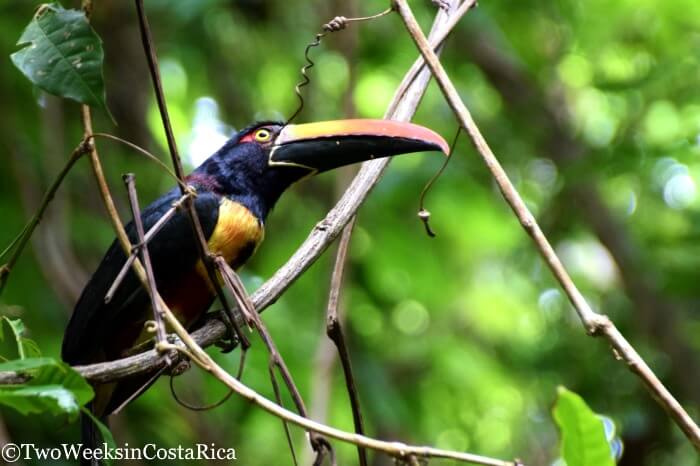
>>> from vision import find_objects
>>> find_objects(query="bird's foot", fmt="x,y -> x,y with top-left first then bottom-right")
167,358 -> 191,376
215,335 -> 239,353
215,310 -> 240,353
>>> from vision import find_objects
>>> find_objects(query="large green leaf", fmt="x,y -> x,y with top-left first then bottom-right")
553,386 -> 616,466
0,384 -> 79,416
0,357 -> 57,372
31,360 -> 93,407
0,357 -> 93,420
10,3 -> 107,109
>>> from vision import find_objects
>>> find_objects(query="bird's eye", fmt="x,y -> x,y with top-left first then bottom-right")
255,129 -> 271,142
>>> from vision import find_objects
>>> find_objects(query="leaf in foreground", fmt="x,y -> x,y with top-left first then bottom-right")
553,386 -> 617,466
11,3 -> 108,110
0,358 -> 93,420
1,316 -> 41,360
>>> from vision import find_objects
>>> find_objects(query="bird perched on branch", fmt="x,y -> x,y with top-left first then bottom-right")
62,118 -> 447,458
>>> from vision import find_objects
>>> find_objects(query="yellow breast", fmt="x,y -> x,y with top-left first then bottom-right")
193,198 -> 264,290
206,198 -> 265,267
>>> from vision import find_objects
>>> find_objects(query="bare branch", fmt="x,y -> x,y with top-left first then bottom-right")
123,174 -> 170,364
325,217 -> 368,466
0,141 -> 89,296
104,191 -> 192,304
391,0 -> 700,450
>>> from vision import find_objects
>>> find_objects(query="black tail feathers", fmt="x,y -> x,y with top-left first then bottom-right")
80,403 -> 109,466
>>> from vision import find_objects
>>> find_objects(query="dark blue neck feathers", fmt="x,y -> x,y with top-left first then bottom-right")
187,139 -> 307,222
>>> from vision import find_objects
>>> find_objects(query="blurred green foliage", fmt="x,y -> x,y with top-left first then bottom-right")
0,0 -> 699,465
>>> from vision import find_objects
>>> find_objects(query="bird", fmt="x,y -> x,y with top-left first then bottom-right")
62,118 -> 447,456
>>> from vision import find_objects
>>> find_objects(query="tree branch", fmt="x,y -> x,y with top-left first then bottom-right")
391,0 -> 700,451
324,216 -> 367,466
0,142 -> 88,296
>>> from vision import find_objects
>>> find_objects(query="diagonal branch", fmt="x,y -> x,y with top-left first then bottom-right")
123,174 -> 170,363
0,141 -> 89,296
215,257 -> 330,461
391,0 -> 700,451
458,29 -> 700,407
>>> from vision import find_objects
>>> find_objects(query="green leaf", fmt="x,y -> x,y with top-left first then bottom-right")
0,357 -> 93,420
0,384 -> 79,416
553,386 -> 616,466
0,317 -> 42,360
10,3 -> 108,110
20,338 -> 42,359
31,361 -> 93,408
0,357 -> 57,373
2,317 -> 27,359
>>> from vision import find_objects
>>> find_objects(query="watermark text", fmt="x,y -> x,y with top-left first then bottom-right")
1,442 -> 237,462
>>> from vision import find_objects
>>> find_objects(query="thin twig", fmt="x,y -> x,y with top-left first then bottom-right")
391,0 -> 700,450
214,257 -> 330,459
123,174 -> 170,365
132,0 -> 183,179
317,2 -> 466,461
325,217 -> 368,466
0,141 -> 89,296
81,105 -> 134,258
104,190 -> 192,303
81,106 -> 180,372
268,360 -> 300,466
89,132 -> 185,187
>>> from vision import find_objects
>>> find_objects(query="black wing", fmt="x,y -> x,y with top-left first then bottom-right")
62,189 -> 221,364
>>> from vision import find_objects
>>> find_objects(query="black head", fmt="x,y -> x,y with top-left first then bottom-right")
189,119 -> 448,221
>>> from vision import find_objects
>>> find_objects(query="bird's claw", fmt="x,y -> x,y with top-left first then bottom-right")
168,358 -> 191,376
216,310 -> 240,353
216,335 -> 238,353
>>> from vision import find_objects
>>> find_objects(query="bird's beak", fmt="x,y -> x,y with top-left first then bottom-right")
269,119 -> 449,173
